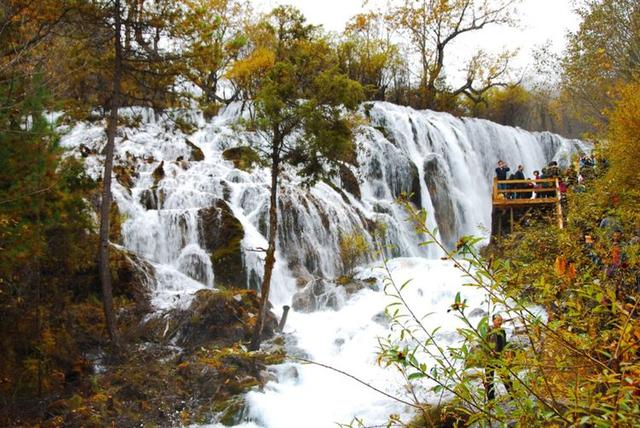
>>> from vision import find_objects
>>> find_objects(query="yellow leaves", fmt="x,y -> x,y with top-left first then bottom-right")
227,47 -> 275,93
606,81 -> 640,187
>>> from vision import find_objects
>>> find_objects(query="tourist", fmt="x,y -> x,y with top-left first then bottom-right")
523,178 -> 534,199
484,314 -> 513,401
583,234 -> 602,268
532,170 -> 542,198
495,160 -> 510,195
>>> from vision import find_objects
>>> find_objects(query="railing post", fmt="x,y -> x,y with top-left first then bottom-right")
277,305 -> 290,333
556,178 -> 564,229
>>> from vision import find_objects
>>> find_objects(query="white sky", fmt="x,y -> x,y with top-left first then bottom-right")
254,0 -> 581,85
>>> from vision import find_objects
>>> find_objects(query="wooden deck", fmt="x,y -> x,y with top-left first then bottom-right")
491,178 -> 564,234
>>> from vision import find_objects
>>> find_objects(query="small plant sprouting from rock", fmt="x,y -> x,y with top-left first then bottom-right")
339,229 -> 370,280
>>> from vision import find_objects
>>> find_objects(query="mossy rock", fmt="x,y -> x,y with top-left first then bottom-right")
198,200 -> 245,288
113,165 -> 135,190
152,161 -> 165,186
109,249 -> 152,306
186,139 -> 205,161
175,289 -> 276,348
222,146 -> 261,171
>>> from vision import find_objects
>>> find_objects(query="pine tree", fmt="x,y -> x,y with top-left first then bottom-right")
229,6 -> 364,350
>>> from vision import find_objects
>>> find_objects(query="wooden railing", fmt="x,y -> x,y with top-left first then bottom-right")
492,178 -> 564,228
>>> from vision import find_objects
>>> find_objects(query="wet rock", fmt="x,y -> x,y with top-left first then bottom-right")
113,164 -> 135,190
185,139 -> 205,161
79,143 -> 96,157
259,370 -> 277,384
292,287 -> 317,313
468,308 -> 487,318
222,146 -> 261,171
372,311 -> 391,326
152,161 -> 165,186
291,279 -> 327,312
338,278 -> 379,295
292,279 -> 345,312
339,164 -> 361,200
139,188 -> 158,210
198,200 -> 245,288
177,251 -> 211,284
408,162 -> 422,208
423,154 -> 458,249
323,293 -> 341,310
110,249 -> 153,309
280,365 -> 299,382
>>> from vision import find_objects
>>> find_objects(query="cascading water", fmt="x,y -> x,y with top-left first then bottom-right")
60,101 -> 586,426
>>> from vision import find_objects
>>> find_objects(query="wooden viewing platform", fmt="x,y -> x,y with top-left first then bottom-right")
491,178 -> 564,238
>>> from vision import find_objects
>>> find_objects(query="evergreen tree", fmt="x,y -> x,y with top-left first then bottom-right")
229,6 -> 364,350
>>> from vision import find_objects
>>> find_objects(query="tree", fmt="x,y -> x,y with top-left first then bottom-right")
337,12 -> 404,100
562,0 -> 640,128
0,1 -> 97,406
52,0 -> 185,345
385,0 -> 518,109
98,0 -> 123,346
229,6 -> 364,350
606,81 -> 640,190
178,0 -> 250,116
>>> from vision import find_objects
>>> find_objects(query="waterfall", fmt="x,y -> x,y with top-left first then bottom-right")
60,102 -> 585,426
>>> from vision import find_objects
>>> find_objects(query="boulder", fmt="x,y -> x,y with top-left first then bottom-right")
423,154 -> 458,249
175,289 -> 277,349
198,200 -> 245,288
291,279 -> 344,312
222,146 -> 261,171
186,139 -> 205,161
110,248 -> 153,309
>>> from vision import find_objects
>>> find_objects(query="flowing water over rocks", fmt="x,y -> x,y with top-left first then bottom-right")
60,102 -> 586,426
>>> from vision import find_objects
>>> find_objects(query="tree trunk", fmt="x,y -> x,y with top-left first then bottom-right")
98,0 -> 122,347
249,139 -> 280,351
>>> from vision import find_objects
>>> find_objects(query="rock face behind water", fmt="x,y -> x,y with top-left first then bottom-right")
423,154 -> 459,249
292,279 -> 344,312
198,200 -> 245,288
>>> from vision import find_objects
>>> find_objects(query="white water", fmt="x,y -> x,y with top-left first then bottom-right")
60,102 -> 585,426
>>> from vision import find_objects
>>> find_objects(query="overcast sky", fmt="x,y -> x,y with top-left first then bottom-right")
254,0 -> 581,84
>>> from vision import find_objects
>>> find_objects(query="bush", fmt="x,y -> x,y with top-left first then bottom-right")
338,230 -> 370,277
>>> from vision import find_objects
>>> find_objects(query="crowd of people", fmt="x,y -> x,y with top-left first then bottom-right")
494,155 -> 599,201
